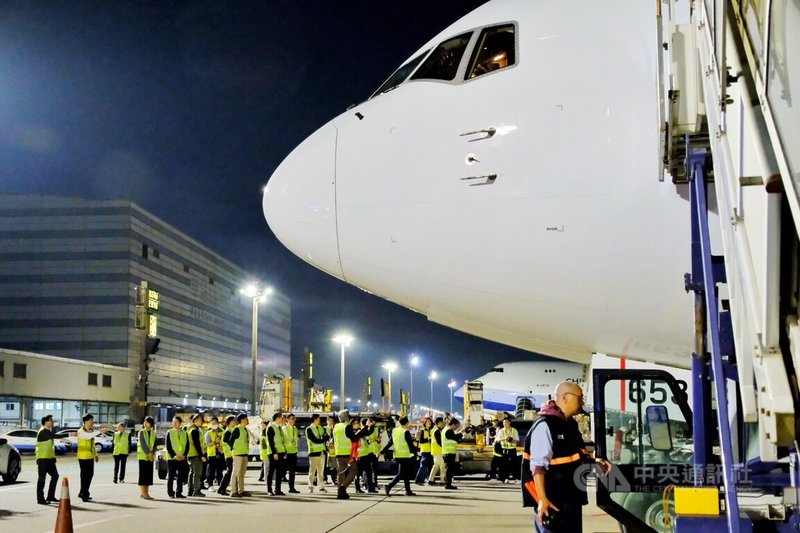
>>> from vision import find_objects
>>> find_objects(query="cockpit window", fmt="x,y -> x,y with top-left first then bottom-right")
466,24 -> 516,80
410,32 -> 473,82
371,50 -> 430,98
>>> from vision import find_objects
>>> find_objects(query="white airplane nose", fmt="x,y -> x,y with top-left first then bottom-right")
263,121 -> 343,279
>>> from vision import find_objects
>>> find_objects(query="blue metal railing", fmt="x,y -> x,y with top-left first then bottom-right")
688,144 -> 741,532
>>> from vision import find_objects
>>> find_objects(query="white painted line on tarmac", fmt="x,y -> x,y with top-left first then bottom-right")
0,484 -> 30,492
42,513 -> 131,533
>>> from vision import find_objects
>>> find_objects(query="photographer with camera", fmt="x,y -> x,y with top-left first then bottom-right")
521,382 -> 610,532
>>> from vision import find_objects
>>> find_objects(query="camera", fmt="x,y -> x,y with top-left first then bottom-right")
541,510 -> 567,531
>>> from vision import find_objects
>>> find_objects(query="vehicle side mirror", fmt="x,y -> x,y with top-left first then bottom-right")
646,405 -> 673,451
0,438 -> 6,445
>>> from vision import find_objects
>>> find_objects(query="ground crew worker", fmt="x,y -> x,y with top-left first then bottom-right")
369,424 -> 381,489
76,413 -> 107,502
487,417 -> 502,481
229,413 -> 250,498
35,414 -> 59,505
259,420 -> 269,482
355,417 -> 377,493
306,414 -> 328,493
523,381 -> 611,532
324,416 -> 337,485
383,416 -> 417,496
187,413 -> 207,497
112,422 -> 131,484
427,417 -> 446,485
333,410 -> 367,500
442,418 -> 463,490
283,413 -> 300,493
414,417 -> 433,484
205,416 -> 223,488
217,415 -> 236,495
137,416 -> 156,500
498,417 -> 520,483
166,415 -> 189,499
266,412 -> 286,495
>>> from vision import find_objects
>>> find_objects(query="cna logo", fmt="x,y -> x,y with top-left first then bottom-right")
573,464 -> 631,493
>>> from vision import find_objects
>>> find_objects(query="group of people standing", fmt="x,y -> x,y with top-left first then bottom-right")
34,408 -> 475,506
485,416 -> 520,483
35,413 -> 131,504
158,412 -> 252,499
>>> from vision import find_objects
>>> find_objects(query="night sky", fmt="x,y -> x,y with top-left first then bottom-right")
0,1 -> 551,410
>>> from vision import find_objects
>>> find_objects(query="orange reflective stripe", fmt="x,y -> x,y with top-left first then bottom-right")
524,480 -> 539,502
549,453 -> 581,465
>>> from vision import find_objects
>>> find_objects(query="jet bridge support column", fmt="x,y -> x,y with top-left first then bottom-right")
687,169 -> 712,481
686,143 -> 743,533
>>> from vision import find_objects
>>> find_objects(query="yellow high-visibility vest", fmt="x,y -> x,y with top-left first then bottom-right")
76,426 -> 96,460
393,427 -> 411,459
431,427 -> 443,455
36,428 -> 55,460
137,429 -> 155,461
113,430 -> 129,455
166,428 -> 188,460
333,422 -> 350,457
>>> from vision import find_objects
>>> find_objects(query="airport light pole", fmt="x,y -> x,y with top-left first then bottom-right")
429,371 -> 438,414
333,333 -> 354,412
240,283 -> 272,415
448,380 -> 456,414
409,354 -> 420,409
383,362 -> 397,411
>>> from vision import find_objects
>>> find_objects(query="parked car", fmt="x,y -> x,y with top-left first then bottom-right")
0,436 -> 22,483
54,428 -> 113,454
0,429 -> 71,455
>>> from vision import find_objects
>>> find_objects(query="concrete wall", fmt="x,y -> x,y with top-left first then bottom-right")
0,348 -> 132,402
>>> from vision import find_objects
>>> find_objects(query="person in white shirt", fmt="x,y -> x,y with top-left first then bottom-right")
498,417 -> 519,483
76,413 -> 108,502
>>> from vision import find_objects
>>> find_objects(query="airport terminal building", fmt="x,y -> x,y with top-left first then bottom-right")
0,194 -> 291,420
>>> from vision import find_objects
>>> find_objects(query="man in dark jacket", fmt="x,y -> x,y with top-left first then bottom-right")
522,382 -> 611,532
35,414 -> 59,505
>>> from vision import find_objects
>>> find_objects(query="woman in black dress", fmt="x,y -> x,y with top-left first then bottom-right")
138,416 -> 156,500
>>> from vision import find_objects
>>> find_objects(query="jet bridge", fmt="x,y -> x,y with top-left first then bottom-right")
593,1 -> 800,532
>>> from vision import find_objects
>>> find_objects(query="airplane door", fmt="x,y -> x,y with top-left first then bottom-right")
592,369 -> 697,533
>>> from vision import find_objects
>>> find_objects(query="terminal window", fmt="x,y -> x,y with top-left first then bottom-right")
0,360 -> 3,377
153,249 -> 160,259
88,372 -> 98,386
142,243 -> 149,259
102,375 -> 112,387
13,363 -> 26,379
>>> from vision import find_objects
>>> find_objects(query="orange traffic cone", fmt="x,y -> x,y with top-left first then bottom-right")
54,477 -> 74,533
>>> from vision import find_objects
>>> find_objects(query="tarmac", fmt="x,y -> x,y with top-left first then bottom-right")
0,456 -> 621,532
